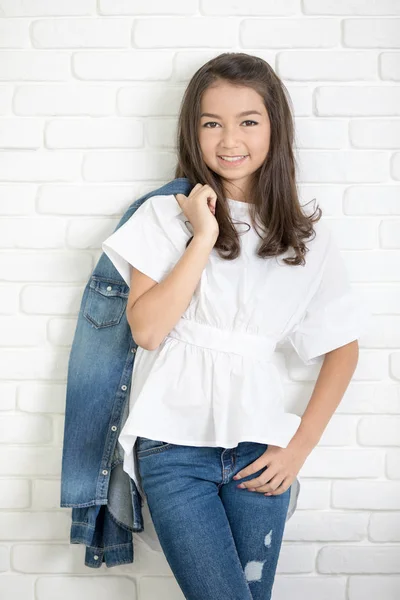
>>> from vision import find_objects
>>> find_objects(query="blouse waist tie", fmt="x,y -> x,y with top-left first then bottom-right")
166,318 -> 276,362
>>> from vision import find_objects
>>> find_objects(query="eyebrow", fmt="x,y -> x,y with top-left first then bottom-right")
200,110 -> 263,119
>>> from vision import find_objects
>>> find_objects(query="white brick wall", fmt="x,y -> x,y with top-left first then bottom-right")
0,2 -> 399,599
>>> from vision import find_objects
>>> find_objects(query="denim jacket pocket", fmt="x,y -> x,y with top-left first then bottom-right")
83,276 -> 129,329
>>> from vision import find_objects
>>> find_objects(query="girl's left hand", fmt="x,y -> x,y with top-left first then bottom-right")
233,443 -> 309,496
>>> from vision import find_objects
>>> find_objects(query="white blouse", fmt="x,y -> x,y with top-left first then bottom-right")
102,193 -> 370,552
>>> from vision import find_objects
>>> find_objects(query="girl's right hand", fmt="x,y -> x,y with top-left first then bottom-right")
175,183 -> 219,243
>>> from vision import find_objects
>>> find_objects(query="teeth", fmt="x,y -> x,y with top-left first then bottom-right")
220,155 -> 247,162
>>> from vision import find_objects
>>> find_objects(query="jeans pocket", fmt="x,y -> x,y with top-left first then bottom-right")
136,436 -> 174,458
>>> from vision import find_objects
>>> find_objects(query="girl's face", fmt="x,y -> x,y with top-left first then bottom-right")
198,81 -> 271,200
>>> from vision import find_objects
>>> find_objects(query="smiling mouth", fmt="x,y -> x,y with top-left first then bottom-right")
217,155 -> 249,165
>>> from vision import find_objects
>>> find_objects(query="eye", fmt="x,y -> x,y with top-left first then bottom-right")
202,120 -> 258,128
202,121 -> 220,128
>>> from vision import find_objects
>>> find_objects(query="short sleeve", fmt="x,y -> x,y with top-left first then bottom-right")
287,230 -> 370,366
101,194 -> 190,286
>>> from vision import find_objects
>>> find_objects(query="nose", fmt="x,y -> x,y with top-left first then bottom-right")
220,126 -> 241,150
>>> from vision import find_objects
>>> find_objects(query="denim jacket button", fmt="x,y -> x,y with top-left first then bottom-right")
94,555 -> 99,560
106,286 -> 112,291
121,385 -> 127,391
102,469 -> 108,475
111,426 -> 117,431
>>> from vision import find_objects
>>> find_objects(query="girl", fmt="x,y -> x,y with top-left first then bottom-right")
102,53 -> 369,600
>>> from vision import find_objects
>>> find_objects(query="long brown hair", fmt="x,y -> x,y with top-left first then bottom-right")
174,52 -> 321,266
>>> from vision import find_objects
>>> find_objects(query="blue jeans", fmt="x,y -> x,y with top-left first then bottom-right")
136,436 -> 291,600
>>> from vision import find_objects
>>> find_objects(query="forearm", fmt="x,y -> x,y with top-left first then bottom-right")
130,234 -> 215,350
287,340 -> 359,454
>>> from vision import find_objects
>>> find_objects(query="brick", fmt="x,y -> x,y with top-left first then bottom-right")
0,446 -> 61,476
318,545 -> 400,573
14,85 -> 116,116
0,85 -> 12,114
0,284 -> 20,314
369,513 -> 400,542
12,544 -> 92,573
133,18 -> 236,48
391,352 -> 400,380
46,118 -> 143,148
298,184 -> 345,215
68,216 -> 118,249
300,448 -> 384,478
73,51 -> 173,81
284,511 -> 368,541
47,317 -> 78,347
0,480 -> 30,508
36,576 -> 137,600
100,0 -> 197,15
295,118 -> 348,148
332,480 -> 400,509
0,545 -> 9,572
335,383 -> 400,414
350,119 -> 400,147
340,248 -> 400,282
0,414 -> 52,443
387,450 -> 400,478
0,383 -> 16,410
278,51 -> 376,80
343,19 -> 400,48
32,479 -> 62,509
0,19 -> 30,48
303,0 -> 400,15
0,118 -> 43,149
272,545 -> 317,573
118,84 -> 185,116
380,53 -> 400,80
287,85 -> 313,116
0,251 -> 93,283
0,151 -> 82,182
202,0 -> 298,15
348,576 -> 400,600
391,152 -> 400,179
0,184 -> 36,214
0,347 -> 70,380
356,285 -> 400,316
146,119 -> 176,149
37,183 -> 140,214
380,220 -> 400,248
0,574 -> 34,600
0,51 -> 70,81
0,217 -> 66,248
317,414 -> 358,446
83,150 -> 176,181
297,150 -> 389,182
273,576 -> 346,600
358,415 -> 400,445
326,217 -> 377,249
241,18 -> 339,48
0,0 -> 96,16
294,480 -> 331,510
20,285 -> 83,315
316,86 -> 400,115
344,185 -> 400,215
31,18 -> 131,49
18,383 -> 66,414
0,512 -> 69,541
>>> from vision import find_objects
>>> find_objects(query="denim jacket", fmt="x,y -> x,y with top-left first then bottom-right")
60,176 -> 300,568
